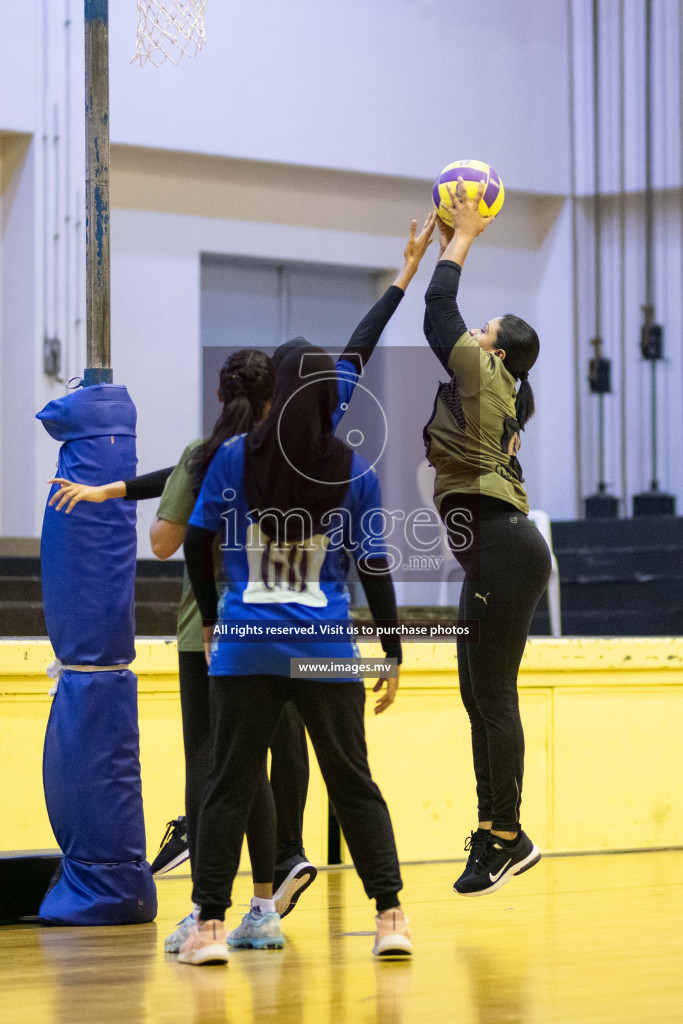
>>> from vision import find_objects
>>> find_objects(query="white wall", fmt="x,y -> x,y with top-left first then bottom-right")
574,191 -> 683,508
110,0 -> 571,192
1,0 -> 682,554
571,0 -> 682,195
0,6 -> 38,134
533,200 -> 578,516
569,0 -> 683,509
0,135 -> 39,536
2,0 -> 572,191
108,163 -> 570,557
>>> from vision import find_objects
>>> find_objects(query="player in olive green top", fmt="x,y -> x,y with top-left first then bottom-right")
156,438 -> 212,652
424,178 -> 551,897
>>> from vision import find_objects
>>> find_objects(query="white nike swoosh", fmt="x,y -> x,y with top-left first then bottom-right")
489,858 -> 512,883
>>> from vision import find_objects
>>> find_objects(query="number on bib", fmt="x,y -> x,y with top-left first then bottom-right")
242,523 -> 330,607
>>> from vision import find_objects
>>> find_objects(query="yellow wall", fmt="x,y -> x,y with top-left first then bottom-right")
1,637 -> 682,864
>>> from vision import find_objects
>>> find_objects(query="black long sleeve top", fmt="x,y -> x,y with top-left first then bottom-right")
423,261 -> 468,373
123,466 -> 175,502
340,284 -> 404,372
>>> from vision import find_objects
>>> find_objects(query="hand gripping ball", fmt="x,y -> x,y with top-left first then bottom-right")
432,159 -> 505,226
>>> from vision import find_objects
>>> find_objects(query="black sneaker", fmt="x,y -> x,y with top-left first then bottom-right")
273,854 -> 317,919
151,816 -> 190,875
453,829 -> 490,892
453,830 -> 540,896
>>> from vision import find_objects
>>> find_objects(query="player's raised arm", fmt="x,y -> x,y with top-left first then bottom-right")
340,214 -> 436,373
392,212 -> 438,291
424,180 -> 494,390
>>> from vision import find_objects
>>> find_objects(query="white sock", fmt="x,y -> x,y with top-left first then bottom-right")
251,896 -> 276,916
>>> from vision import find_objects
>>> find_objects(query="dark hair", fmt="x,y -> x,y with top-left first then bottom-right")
187,349 -> 275,496
497,314 -> 540,429
243,346 -> 353,544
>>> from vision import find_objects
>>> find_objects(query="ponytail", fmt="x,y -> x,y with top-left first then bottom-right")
496,315 -> 540,430
515,375 -> 535,430
187,349 -> 275,496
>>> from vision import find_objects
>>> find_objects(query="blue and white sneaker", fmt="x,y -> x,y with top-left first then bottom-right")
226,909 -> 285,950
164,907 -> 199,953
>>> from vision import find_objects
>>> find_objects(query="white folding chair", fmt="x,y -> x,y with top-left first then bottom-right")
528,509 -> 562,637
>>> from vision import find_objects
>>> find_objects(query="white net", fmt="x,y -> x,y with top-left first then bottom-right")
132,1 -> 207,67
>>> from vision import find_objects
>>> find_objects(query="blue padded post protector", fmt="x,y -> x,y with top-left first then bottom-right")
36,384 -> 157,925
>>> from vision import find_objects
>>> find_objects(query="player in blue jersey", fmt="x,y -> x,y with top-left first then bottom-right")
49,215 -> 435,960
180,341 -> 416,965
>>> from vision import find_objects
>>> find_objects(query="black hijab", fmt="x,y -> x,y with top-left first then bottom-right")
272,336 -> 311,371
243,344 -> 353,542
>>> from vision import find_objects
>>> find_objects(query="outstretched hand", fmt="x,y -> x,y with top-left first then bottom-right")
393,213 -> 437,291
403,212 -> 437,266
47,478 -> 111,514
443,178 -> 494,239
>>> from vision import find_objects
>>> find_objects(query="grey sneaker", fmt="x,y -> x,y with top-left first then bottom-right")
226,910 -> 285,950
164,910 -> 198,953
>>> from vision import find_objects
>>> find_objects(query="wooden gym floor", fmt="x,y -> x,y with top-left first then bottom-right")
2,851 -> 682,1024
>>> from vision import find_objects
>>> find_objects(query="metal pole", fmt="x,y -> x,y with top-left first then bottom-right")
618,0 -> 627,509
74,188 -> 83,368
644,0 -> 657,488
644,0 -> 653,310
53,103 -> 62,379
592,0 -> 606,493
567,0 -> 583,518
632,0 -> 674,515
64,0 -> 72,382
42,0 -> 49,352
84,0 -> 112,384
592,0 -> 601,340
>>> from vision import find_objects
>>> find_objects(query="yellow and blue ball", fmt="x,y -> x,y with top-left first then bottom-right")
432,159 -> 505,226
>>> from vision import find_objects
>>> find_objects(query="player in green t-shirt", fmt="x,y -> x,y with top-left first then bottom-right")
423,179 -> 551,898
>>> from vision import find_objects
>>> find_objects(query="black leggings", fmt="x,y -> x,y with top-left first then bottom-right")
441,495 -> 551,832
192,675 -> 402,920
178,652 -> 310,883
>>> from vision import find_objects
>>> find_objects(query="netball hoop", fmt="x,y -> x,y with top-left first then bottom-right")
132,0 -> 207,66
